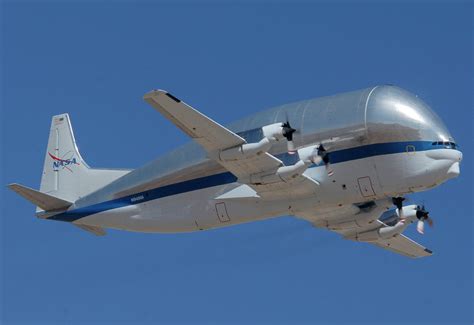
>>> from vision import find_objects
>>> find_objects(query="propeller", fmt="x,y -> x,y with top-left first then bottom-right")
392,197 -> 406,219
314,143 -> 334,176
281,114 -> 297,154
415,205 -> 433,234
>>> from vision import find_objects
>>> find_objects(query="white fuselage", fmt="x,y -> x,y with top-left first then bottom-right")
72,147 -> 461,233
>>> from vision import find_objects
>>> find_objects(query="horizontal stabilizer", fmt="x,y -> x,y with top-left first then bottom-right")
74,224 -> 106,236
8,183 -> 72,211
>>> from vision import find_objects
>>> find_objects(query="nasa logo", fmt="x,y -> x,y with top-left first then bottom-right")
49,152 -> 80,172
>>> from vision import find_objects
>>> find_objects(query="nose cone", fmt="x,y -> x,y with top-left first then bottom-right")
365,86 -> 454,143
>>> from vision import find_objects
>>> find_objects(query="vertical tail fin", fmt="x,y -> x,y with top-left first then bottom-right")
39,114 -> 130,204
39,114 -> 89,201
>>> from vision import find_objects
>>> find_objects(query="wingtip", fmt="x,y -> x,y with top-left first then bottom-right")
52,113 -> 70,119
143,90 -> 181,103
7,183 -> 20,190
143,89 -> 167,99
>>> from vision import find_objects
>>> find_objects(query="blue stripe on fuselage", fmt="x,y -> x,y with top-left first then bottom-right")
49,172 -> 238,222
48,140 -> 454,222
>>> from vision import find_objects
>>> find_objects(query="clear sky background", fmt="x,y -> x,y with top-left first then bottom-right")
1,1 -> 472,324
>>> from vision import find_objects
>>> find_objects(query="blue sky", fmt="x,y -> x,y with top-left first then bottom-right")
1,1 -> 472,324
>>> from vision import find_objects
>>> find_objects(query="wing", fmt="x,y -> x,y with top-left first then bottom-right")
143,90 -> 318,199
373,232 -> 432,258
144,91 -> 246,151
294,200 -> 433,258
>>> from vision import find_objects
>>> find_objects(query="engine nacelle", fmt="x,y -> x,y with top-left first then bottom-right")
297,145 -> 319,163
219,138 -> 272,162
248,160 -> 308,185
328,210 -> 380,230
348,220 -> 409,242
262,123 -> 285,140
345,205 -> 418,242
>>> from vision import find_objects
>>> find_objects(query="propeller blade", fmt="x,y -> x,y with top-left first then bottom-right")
287,140 -> 296,154
326,164 -> 334,177
415,205 -> 433,234
316,143 -> 334,176
427,216 -> 434,227
392,197 -> 405,210
317,144 -> 326,156
417,219 -> 425,234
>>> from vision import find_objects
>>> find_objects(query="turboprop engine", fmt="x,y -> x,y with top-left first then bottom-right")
346,205 -> 432,242
219,121 -> 336,185
218,121 -> 296,162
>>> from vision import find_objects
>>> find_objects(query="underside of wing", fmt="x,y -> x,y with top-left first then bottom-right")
373,234 -> 432,258
294,200 -> 433,258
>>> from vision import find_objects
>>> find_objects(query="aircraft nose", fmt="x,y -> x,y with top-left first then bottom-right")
426,148 -> 462,180
426,148 -> 462,162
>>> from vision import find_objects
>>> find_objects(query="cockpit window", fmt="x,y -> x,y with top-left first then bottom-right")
432,141 -> 457,149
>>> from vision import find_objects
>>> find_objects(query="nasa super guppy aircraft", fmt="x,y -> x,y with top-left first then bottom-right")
9,85 -> 462,258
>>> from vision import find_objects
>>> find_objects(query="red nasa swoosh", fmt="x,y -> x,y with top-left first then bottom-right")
49,152 -> 68,162
48,152 -> 80,164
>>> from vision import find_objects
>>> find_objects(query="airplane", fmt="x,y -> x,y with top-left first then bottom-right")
8,85 -> 462,258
